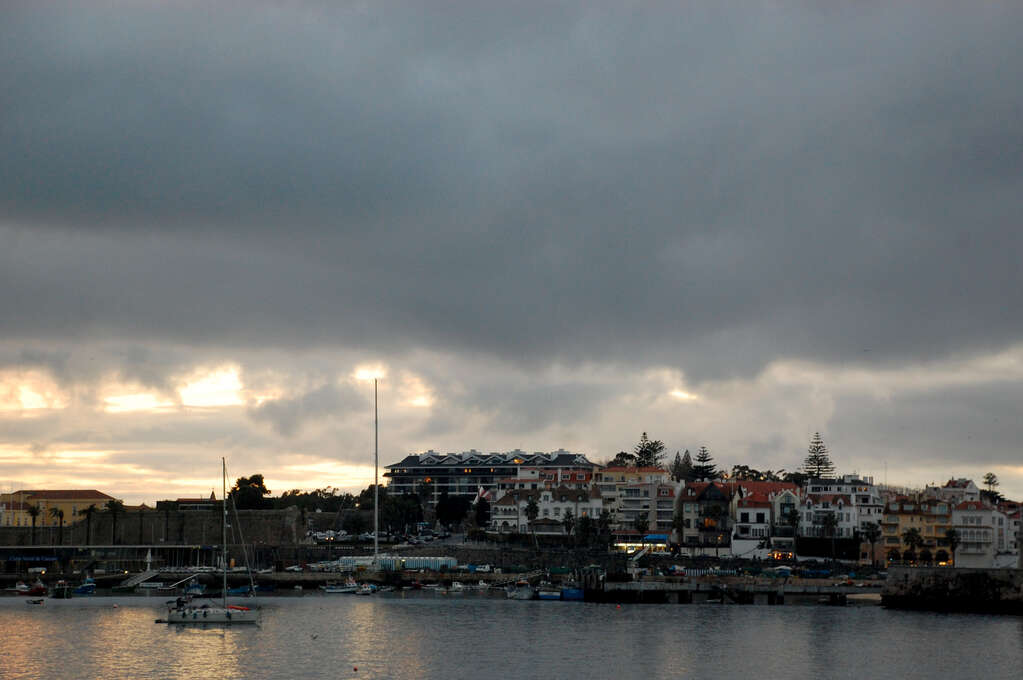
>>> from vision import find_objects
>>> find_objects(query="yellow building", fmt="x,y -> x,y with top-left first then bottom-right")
0,489 -> 117,527
881,496 -> 954,564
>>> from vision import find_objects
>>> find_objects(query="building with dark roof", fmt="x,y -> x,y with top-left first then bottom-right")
383,448 -> 598,504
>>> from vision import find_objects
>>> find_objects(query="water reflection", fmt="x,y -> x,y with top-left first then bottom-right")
1,596 -> 1021,679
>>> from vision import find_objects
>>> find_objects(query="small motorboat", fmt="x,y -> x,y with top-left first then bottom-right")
73,578 -> 97,595
50,580 -> 74,599
20,580 -> 47,597
322,578 -> 359,594
26,599 -> 45,605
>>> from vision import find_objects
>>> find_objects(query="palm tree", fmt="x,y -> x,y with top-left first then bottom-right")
783,507 -> 801,537
902,527 -> 924,563
598,509 -> 612,548
525,496 -> 539,549
562,509 -> 575,541
105,499 -> 125,545
944,528 -> 960,567
862,522 -> 882,567
82,504 -> 97,545
48,507 -> 65,546
26,504 -> 41,545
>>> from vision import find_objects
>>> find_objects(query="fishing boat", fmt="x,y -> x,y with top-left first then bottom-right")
164,459 -> 260,625
536,582 -> 561,600
355,584 -> 375,596
322,578 -> 359,594
506,580 -> 535,600
560,583 -> 584,601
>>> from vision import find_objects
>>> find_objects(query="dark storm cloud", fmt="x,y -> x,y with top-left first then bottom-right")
248,382 -> 368,437
2,1 -> 1023,382
830,381 -> 1023,469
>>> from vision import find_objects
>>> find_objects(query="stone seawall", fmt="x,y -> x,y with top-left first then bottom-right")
882,566 -> 1023,614
0,507 -> 303,548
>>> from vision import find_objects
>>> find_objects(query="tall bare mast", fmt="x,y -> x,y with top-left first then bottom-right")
222,457 -> 227,606
373,378 -> 379,565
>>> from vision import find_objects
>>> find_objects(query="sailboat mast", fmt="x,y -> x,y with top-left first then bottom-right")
373,378 -> 379,564
222,457 -> 227,607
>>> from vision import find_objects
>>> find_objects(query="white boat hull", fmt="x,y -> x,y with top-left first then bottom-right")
166,605 -> 259,624
507,587 -> 535,600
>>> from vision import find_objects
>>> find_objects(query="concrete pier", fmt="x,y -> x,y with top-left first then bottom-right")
882,566 -> 1023,614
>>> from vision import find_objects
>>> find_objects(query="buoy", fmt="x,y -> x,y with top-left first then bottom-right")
113,604 -> 119,608
354,667 -> 358,672
616,604 -> 621,609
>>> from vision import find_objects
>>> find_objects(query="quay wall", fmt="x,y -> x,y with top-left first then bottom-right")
882,566 -> 1023,614
0,507 -> 303,548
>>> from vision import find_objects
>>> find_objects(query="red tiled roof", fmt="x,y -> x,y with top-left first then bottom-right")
737,492 -> 772,508
728,481 -> 799,496
602,466 -> 668,474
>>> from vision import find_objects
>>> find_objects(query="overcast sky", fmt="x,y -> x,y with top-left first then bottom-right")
2,2 -> 1022,504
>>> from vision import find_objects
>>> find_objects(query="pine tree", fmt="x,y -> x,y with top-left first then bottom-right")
633,432 -> 666,468
802,432 -> 836,479
691,446 -> 717,480
670,450 -> 695,482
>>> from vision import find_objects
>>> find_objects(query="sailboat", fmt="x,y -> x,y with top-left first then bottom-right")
165,459 -> 260,624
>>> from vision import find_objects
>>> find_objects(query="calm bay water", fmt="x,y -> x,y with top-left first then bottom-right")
1,593 -> 1021,679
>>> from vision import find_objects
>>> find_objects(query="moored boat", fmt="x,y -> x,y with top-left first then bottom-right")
537,582 -> 561,600
560,585 -> 584,601
322,578 -> 359,594
50,580 -> 74,599
164,458 -> 260,625
20,580 -> 47,596
506,580 -> 535,600
73,578 -> 97,595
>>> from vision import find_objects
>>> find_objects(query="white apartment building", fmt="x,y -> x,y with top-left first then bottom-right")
804,475 -> 884,536
952,500 -> 997,568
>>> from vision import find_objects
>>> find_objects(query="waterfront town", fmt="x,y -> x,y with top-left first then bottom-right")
2,434 -> 1019,574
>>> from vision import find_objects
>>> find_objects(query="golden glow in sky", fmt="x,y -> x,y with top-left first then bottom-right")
0,369 -> 68,412
178,366 -> 245,407
353,363 -> 388,382
103,392 -> 176,413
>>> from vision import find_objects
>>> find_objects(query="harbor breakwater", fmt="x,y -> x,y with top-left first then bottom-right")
882,566 -> 1023,614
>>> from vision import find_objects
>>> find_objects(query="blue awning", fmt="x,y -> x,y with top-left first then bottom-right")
643,534 -> 668,541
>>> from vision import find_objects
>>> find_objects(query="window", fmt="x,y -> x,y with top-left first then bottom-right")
756,512 -> 766,524
740,512 -> 749,523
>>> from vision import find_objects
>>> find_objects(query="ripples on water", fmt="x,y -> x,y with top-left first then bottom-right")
1,594 -> 1021,679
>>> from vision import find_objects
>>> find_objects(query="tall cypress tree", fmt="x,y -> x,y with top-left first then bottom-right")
802,432 -> 836,479
691,446 -> 717,480
670,449 -> 695,482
